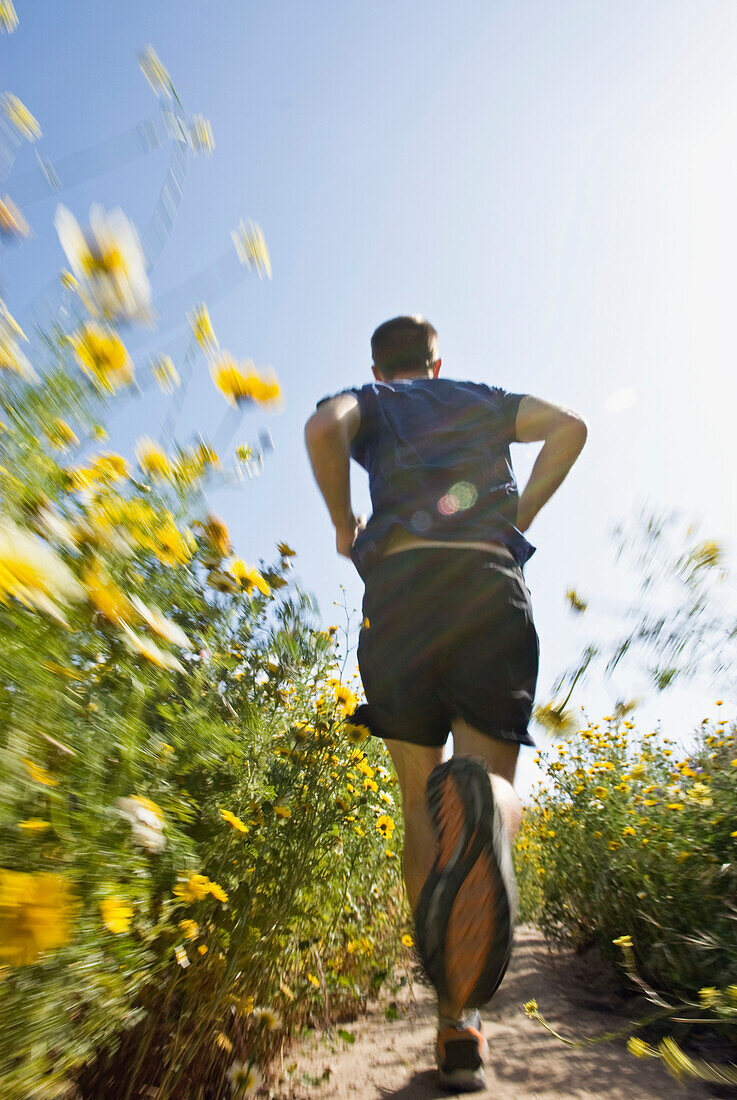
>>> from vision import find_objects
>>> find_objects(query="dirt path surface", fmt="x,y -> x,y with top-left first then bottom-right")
286,927 -> 715,1100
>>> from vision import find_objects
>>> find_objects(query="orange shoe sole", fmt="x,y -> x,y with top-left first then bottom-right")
415,756 -> 516,1010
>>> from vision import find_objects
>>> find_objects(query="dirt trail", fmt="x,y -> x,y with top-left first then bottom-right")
286,927 -> 715,1100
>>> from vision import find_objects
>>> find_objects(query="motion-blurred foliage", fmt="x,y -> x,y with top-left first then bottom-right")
0,41 -> 408,1100
0,318 -> 407,1100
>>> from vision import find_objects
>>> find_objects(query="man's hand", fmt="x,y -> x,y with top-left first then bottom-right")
335,514 -> 366,558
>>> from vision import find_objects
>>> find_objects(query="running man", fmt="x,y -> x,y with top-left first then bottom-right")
304,315 -> 587,1091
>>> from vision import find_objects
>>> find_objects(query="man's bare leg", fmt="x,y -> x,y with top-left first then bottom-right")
450,717 -> 523,841
382,738 -> 444,911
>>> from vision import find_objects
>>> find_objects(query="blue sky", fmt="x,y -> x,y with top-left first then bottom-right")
3,1 -> 736,794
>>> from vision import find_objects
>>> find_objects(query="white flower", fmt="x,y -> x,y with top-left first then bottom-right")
1,92 -> 41,140
115,796 -> 166,853
0,299 -> 37,382
55,204 -> 152,324
227,1060 -> 261,1095
130,595 -> 192,650
0,517 -> 83,622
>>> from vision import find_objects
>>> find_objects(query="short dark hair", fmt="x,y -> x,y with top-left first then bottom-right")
371,315 -> 438,379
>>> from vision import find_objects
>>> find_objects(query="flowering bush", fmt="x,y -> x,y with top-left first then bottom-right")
0,355 -> 406,1099
515,711 -> 737,996
0,43 -> 407,1097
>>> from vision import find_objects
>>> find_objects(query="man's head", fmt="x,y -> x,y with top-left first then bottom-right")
370,315 -> 441,382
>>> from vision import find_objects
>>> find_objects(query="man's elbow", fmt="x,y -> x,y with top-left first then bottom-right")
305,410 -> 330,443
560,413 -> 588,448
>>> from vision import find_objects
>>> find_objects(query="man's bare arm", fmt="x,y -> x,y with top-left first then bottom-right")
513,395 -> 588,533
304,394 -> 363,557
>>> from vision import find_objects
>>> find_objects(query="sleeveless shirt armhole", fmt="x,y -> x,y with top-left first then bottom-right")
500,391 -> 527,443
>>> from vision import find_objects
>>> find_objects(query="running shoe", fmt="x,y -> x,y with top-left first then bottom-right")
415,755 -> 517,1011
436,1009 -> 488,1092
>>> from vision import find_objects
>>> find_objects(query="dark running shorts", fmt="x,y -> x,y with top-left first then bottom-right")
354,548 -> 539,748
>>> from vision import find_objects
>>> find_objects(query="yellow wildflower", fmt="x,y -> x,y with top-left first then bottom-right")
189,114 -> 215,155
0,2 -> 19,33
189,302 -> 217,352
534,699 -> 577,735
100,896 -> 133,934
688,540 -> 722,571
69,323 -> 133,392
1,92 -> 41,140
376,814 -> 395,839
593,786 -> 608,799
232,219 -> 272,278
220,809 -> 248,833
201,514 -> 232,558
277,542 -> 296,557
345,721 -> 371,748
135,437 -> 172,479
83,565 -> 134,625
174,874 -> 211,903
0,193 -> 29,239
565,588 -> 587,613
273,805 -> 291,819
334,683 -> 358,716
151,353 -> 179,392
55,204 -> 151,323
401,933 -> 414,948
178,919 -> 199,940
148,519 -> 194,567
307,972 -> 320,987
23,759 -> 58,787
658,1036 -> 698,1081
230,559 -> 271,596
207,881 -> 228,903
18,819 -> 50,833
210,353 -> 278,407
627,1037 -> 655,1058
0,870 -> 76,965
138,45 -> 173,98
215,1032 -> 233,1053
44,417 -> 78,450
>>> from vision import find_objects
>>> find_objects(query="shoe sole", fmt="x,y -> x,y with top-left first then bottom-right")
415,756 -> 516,1010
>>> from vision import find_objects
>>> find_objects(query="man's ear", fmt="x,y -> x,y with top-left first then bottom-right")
371,364 -> 385,382
432,358 -> 442,378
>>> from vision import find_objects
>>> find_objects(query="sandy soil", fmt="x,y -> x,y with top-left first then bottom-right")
283,927 -> 717,1100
